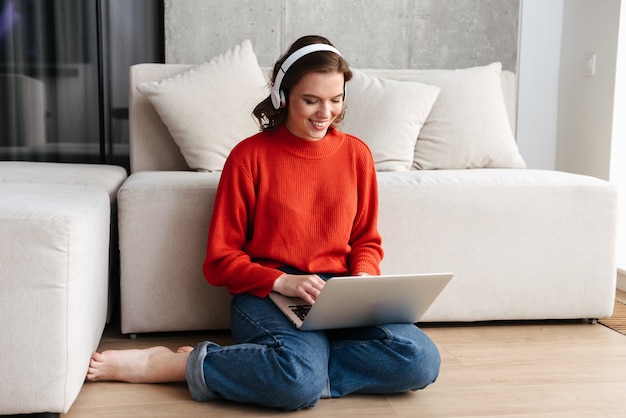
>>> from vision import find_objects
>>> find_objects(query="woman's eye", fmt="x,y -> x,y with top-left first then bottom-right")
303,98 -> 341,105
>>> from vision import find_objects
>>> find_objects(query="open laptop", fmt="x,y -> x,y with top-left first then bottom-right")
269,273 -> 453,331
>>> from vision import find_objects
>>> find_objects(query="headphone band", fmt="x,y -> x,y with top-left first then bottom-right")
270,44 -> 342,109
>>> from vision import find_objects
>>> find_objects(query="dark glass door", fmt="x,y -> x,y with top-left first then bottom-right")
0,0 -> 163,170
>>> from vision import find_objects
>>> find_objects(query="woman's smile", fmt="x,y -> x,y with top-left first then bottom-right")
284,71 -> 345,141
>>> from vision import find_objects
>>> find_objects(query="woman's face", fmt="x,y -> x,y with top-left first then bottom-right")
284,71 -> 345,141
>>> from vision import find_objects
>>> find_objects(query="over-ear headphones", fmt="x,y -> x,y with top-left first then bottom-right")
270,43 -> 342,109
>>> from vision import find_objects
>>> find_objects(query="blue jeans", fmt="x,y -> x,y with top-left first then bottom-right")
186,281 -> 440,410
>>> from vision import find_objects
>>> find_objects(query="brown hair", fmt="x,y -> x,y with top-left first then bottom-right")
253,35 -> 352,131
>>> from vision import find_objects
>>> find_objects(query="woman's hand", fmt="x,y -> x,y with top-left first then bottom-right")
272,273 -> 326,305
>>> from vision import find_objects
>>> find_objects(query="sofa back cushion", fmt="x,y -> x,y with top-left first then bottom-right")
361,63 -> 524,169
129,64 -> 517,173
135,40 -> 268,172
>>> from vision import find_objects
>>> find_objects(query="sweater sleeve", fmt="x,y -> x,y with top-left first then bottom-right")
347,144 -> 384,275
202,147 -> 281,297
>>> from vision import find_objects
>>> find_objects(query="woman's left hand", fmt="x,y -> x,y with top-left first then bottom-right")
272,273 -> 326,305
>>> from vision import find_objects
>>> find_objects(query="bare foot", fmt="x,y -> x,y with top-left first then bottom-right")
86,346 -> 189,383
177,346 -> 194,353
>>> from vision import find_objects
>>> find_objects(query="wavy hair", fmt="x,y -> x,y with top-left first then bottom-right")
253,35 -> 352,131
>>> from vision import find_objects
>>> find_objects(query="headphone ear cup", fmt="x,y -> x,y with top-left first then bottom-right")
279,90 -> 286,108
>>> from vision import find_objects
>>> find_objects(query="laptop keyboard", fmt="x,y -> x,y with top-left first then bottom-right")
288,304 -> 312,321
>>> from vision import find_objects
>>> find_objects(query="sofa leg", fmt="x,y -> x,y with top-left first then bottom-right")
588,318 -> 598,325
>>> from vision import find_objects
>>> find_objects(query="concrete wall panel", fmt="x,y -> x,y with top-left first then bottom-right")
164,0 -> 519,71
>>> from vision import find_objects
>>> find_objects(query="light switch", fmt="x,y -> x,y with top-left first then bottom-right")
584,53 -> 596,76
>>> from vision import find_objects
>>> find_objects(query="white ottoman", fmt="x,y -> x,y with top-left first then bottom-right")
0,184 -> 111,415
0,161 -> 127,201
0,161 -> 128,320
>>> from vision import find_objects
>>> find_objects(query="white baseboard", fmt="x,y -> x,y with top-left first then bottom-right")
618,267 -> 626,292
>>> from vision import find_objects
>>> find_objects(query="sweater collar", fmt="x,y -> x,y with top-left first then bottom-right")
274,125 -> 344,159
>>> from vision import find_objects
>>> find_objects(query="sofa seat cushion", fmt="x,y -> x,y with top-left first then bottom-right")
376,167 -> 606,187
118,171 -> 232,333
376,169 -> 618,321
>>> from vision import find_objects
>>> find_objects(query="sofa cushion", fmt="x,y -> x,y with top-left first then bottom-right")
375,169 -> 617,321
412,62 -> 526,170
137,39 -> 268,172
342,69 -> 440,171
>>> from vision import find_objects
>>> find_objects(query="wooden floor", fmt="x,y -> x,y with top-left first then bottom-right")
64,292 -> 626,418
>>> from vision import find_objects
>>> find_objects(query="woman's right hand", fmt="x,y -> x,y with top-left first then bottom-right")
272,273 -> 326,305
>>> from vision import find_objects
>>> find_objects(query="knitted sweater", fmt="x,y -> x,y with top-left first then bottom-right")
203,125 -> 383,297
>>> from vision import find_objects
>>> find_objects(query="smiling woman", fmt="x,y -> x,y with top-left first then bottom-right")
284,71 -> 345,141
86,35 -> 442,411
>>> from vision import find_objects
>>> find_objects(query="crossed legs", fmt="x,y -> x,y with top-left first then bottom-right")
85,294 -> 440,411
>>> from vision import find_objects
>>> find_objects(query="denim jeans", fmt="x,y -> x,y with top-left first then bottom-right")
186,279 -> 441,410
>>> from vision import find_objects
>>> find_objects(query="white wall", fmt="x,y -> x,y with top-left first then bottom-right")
518,0 -> 621,178
612,2 -> 626,270
516,0 -> 563,170
556,0 -> 620,180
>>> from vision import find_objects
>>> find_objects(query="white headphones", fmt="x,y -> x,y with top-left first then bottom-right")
270,43 -> 343,109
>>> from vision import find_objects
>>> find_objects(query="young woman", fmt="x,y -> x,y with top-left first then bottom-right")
87,35 -> 441,411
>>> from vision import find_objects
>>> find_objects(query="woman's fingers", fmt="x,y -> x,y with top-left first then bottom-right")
273,273 -> 326,305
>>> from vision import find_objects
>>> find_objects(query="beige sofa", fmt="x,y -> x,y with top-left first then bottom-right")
119,41 -> 618,335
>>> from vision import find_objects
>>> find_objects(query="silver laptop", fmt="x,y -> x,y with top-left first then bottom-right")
269,273 -> 453,331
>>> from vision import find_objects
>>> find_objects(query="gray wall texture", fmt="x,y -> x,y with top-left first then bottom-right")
164,0 -> 519,71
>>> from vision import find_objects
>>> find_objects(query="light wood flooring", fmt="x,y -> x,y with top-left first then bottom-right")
64,291 -> 626,417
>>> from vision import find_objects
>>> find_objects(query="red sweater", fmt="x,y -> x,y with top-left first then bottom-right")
203,125 -> 383,297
